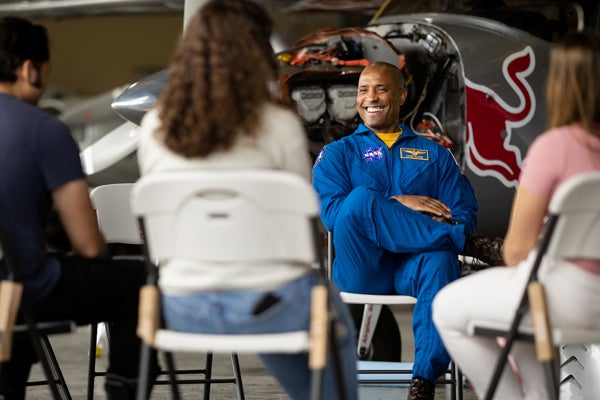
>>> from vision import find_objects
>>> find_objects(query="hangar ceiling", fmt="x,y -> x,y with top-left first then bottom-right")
0,0 -> 597,19
0,0 -> 388,18
0,0 -> 185,18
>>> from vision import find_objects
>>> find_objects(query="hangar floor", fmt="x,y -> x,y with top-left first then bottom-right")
24,306 -> 478,399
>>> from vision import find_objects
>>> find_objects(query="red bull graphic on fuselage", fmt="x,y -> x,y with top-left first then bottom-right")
465,46 -> 535,188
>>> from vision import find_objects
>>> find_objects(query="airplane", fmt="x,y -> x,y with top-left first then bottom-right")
4,0 -> 594,237
109,4 -> 600,389
1,0 -> 597,236
111,0 -> 599,238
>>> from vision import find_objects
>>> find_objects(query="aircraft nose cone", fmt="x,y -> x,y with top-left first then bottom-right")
111,69 -> 168,125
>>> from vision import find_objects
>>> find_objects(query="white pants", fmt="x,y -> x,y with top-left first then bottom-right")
432,252 -> 600,399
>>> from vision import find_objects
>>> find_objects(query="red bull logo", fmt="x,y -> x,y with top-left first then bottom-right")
465,46 -> 536,188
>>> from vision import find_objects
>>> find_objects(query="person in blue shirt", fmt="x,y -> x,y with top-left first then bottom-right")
0,16 -> 156,399
312,61 -> 479,400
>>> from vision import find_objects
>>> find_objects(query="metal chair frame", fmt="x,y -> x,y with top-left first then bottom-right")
469,171 -> 600,400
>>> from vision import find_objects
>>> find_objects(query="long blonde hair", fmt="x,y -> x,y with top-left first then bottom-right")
546,29 -> 600,134
158,0 -> 277,157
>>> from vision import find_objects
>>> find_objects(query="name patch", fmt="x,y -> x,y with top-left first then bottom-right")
400,148 -> 429,161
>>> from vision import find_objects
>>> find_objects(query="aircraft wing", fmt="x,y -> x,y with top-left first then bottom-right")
0,0 -> 374,18
0,0 -> 184,18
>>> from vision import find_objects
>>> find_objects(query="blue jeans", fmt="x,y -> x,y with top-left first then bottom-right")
162,271 -> 358,400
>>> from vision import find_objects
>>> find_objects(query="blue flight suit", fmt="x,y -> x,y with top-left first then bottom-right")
312,123 -> 478,382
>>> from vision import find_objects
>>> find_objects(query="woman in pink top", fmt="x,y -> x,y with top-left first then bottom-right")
432,29 -> 600,399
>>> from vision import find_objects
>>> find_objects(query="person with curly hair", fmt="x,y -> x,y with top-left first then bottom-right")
136,1 -> 358,399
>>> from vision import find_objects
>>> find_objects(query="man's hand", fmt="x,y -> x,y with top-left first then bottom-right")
390,195 -> 453,222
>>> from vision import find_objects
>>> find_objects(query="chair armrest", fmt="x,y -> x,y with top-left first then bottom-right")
0,281 -> 22,362
309,284 -> 328,370
137,285 -> 160,346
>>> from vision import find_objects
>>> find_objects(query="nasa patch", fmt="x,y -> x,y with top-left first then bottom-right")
362,146 -> 384,162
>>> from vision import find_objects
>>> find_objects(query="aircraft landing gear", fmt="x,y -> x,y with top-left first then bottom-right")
349,304 -> 402,361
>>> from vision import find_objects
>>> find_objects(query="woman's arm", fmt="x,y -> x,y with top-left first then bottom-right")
503,186 -> 548,266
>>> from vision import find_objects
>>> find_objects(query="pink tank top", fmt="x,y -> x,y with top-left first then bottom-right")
519,125 -> 600,274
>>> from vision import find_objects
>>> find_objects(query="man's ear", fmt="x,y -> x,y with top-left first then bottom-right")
22,60 -> 42,89
398,88 -> 407,106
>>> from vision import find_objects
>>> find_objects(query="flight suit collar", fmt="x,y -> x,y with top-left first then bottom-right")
353,123 -> 417,142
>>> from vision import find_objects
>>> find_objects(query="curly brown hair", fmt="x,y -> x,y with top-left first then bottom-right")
158,0 -> 278,157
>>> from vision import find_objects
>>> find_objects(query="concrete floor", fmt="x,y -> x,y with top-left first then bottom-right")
24,306 -> 478,399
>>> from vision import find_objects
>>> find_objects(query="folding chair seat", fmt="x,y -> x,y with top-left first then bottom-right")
0,222 -> 75,400
89,183 -> 241,400
469,171 -> 600,400
327,231 -> 464,400
131,170 -> 342,400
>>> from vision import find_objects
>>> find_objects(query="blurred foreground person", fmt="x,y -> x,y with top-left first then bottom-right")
0,16 -> 154,400
136,1 -> 358,399
433,29 -> 600,399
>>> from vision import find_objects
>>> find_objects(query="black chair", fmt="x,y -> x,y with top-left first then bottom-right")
0,221 -> 75,399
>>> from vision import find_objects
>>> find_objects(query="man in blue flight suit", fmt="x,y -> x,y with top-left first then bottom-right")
313,61 -> 479,400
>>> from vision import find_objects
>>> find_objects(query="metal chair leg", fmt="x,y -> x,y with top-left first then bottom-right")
40,334 -> 72,400
163,351 -> 181,400
87,323 -> 98,400
136,343 -> 154,400
230,353 -> 245,400
202,352 -> 213,400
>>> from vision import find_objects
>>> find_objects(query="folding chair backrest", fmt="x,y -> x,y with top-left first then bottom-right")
90,183 -> 141,245
545,171 -> 600,261
131,170 -> 320,267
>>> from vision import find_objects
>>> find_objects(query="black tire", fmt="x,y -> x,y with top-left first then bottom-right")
349,304 -> 402,361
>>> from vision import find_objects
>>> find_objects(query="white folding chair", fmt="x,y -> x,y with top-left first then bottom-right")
469,171 -> 600,400
90,183 -> 141,247
88,183 -> 140,400
327,232 -> 463,400
131,170 -> 341,400
90,183 -> 242,400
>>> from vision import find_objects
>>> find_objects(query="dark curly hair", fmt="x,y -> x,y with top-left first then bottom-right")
158,0 -> 278,157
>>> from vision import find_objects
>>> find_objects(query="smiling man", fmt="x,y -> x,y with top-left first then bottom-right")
312,61 -> 480,400
356,62 -> 406,134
